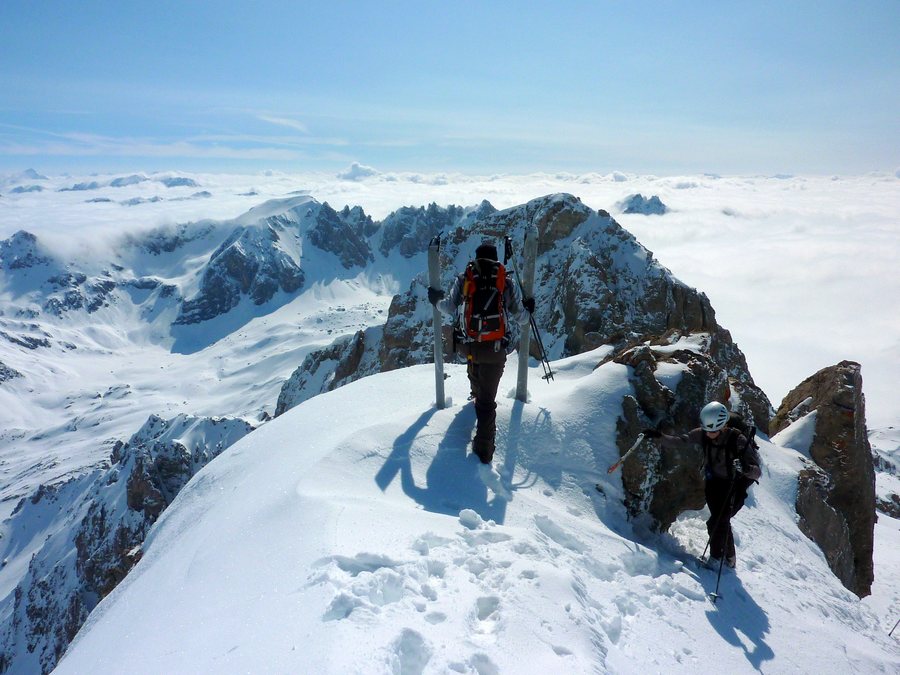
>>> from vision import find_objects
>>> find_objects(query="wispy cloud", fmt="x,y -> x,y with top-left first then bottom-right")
257,115 -> 310,133
189,133 -> 350,148
1,134 -> 306,161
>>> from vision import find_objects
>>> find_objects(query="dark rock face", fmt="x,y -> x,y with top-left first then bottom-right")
0,414 -> 255,674
339,204 -> 379,239
130,222 -> 217,256
0,330 -> 51,350
0,360 -> 21,382
307,202 -> 374,269
379,203 -> 469,258
41,273 -> 118,317
276,331 -> 370,415
770,361 -> 875,598
0,231 -> 52,270
175,224 -> 305,324
878,493 -> 900,518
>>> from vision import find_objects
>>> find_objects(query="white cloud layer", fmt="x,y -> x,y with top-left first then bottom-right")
1,168 -> 898,427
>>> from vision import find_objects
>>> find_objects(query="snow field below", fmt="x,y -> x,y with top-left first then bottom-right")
55,353 -> 900,674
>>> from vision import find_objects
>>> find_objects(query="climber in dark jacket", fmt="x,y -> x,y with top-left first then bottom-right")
643,401 -> 762,568
427,242 -> 532,464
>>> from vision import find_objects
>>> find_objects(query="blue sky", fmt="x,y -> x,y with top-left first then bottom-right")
1,1 -> 897,175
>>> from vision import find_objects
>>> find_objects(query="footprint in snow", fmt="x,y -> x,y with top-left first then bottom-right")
389,628 -> 432,675
472,596 -> 502,637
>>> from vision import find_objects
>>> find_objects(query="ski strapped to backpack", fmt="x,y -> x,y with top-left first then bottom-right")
504,235 -> 554,382
460,258 -> 507,342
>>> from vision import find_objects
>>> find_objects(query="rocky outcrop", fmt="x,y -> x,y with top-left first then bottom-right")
619,193 -> 668,215
0,231 -> 52,270
307,202 -> 374,268
175,224 -> 305,324
0,414 -> 255,674
770,361 -> 875,598
0,330 -> 51,349
42,273 -> 117,316
0,360 -> 21,382
610,333 -> 764,531
127,221 -> 217,255
276,330 -> 373,415
379,203 -> 473,258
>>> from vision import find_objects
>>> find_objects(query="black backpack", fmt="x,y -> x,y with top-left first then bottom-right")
726,412 -> 758,451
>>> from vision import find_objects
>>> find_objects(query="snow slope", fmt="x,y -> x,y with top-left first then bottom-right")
55,351 -> 899,674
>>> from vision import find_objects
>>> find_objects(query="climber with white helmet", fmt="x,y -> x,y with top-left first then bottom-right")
643,401 -> 762,569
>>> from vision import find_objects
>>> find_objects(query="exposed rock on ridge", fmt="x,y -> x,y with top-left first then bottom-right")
609,334 -> 762,531
770,360 -> 875,598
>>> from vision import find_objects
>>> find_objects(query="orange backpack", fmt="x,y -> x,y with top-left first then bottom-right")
460,258 -> 507,342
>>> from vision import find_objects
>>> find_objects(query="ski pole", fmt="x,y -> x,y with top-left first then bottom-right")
606,434 -> 645,474
710,528 -> 732,603
529,312 -> 554,381
890,617 -> 900,638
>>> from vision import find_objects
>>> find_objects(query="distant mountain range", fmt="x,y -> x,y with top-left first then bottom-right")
0,189 -> 892,673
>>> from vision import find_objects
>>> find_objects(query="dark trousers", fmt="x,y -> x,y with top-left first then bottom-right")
705,476 -> 751,559
463,342 -> 506,463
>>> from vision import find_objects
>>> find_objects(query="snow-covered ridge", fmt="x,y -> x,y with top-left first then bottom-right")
53,358 -> 900,674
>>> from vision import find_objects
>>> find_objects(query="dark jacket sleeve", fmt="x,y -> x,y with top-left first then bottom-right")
738,436 -> 762,481
658,427 -> 705,452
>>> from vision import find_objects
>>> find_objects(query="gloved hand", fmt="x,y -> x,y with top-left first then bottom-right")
642,428 -> 661,439
523,297 -> 536,314
427,287 -> 445,306
743,464 -> 762,481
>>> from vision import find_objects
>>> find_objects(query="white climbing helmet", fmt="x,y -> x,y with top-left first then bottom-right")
699,401 -> 730,432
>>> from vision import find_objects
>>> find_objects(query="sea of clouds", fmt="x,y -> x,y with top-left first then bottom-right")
2,167 -> 897,427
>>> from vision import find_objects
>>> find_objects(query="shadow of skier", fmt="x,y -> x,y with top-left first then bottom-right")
375,406 -> 506,523
702,573 -> 774,669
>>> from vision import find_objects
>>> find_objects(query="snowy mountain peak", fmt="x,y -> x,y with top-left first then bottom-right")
234,194 -> 319,225
0,230 -> 52,271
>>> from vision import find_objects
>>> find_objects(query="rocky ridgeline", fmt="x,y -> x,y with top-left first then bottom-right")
277,193 -> 770,427
0,414 -> 255,674
770,361 -> 875,598
0,196 -> 383,329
